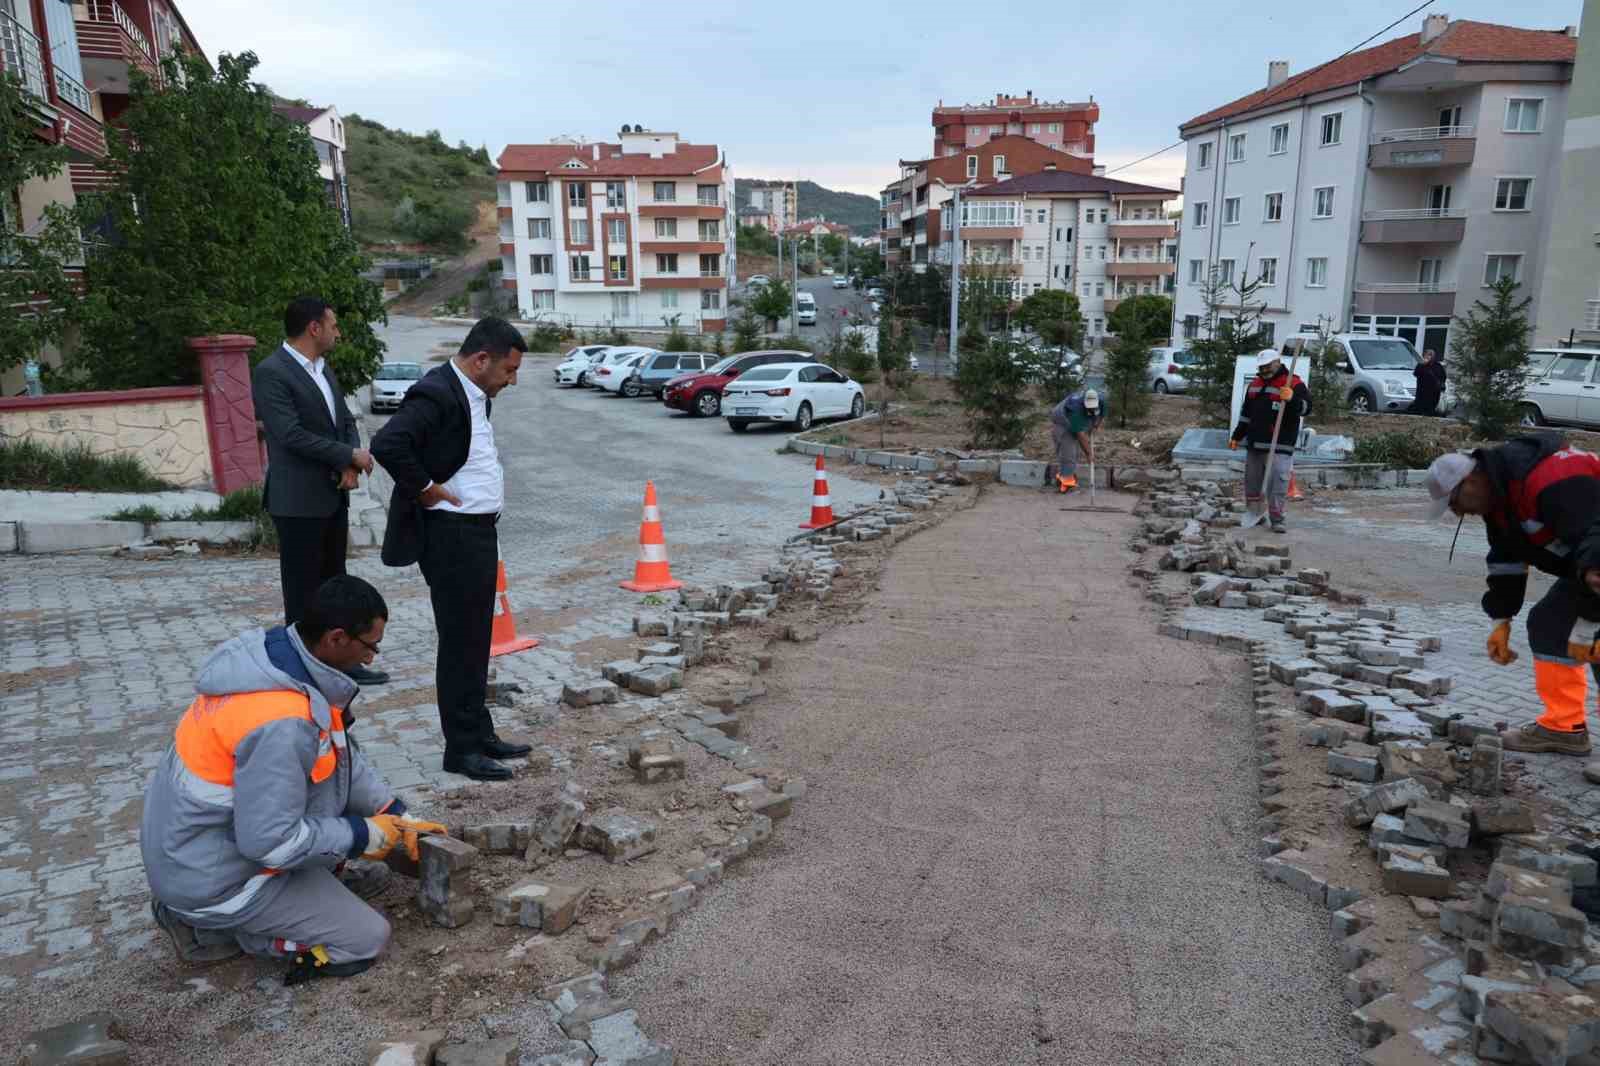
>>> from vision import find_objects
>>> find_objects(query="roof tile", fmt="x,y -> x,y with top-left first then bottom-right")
497,142 -> 720,177
962,171 -> 1177,198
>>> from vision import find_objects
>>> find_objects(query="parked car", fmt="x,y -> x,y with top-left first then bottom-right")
586,346 -> 654,389
1014,345 -> 1083,382
1280,333 -> 1453,413
866,286 -> 886,300
820,267 -> 834,276
1146,346 -> 1197,393
796,292 -> 818,326
630,352 -> 719,398
722,363 -> 866,432
368,362 -> 424,412
831,276 -> 849,290
662,350 -> 817,418
747,274 -> 771,288
553,344 -> 612,386
1517,348 -> 1600,428
595,353 -> 650,395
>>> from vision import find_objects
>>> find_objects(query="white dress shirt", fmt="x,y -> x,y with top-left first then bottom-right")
283,341 -> 337,424
428,360 -> 504,515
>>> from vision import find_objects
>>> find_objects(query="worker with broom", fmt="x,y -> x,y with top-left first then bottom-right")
1230,349 -> 1312,533
1049,388 -> 1106,494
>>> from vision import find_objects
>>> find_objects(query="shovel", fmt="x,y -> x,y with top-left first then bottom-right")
1239,350 -> 1303,530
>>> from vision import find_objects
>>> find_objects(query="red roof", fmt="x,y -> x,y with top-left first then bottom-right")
1182,20 -> 1576,131
497,142 -> 720,176
963,172 -> 1177,198
272,102 -> 329,124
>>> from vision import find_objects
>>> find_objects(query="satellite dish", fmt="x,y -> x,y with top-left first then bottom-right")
621,124 -> 632,133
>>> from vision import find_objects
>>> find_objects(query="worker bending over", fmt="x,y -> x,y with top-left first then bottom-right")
1425,434 -> 1600,784
1230,349 -> 1311,533
140,575 -> 445,982
1049,388 -> 1105,494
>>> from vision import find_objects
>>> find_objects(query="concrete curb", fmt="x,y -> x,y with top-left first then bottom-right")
1179,463 -> 1431,490
1,518 -> 264,555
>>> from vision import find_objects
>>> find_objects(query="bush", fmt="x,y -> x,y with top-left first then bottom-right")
0,437 -> 174,492
832,330 -> 876,383
1102,327 -> 1153,428
774,333 -> 813,354
606,325 -> 632,346
526,323 -> 571,352
952,337 -> 1034,448
1351,431 -> 1449,470
661,325 -> 692,352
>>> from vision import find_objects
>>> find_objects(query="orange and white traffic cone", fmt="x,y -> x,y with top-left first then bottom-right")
620,481 -> 684,593
799,454 -> 836,529
489,558 -> 539,657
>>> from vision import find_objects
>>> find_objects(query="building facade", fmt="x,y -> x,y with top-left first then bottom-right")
1534,0 -> 1600,346
273,102 -> 350,229
932,92 -> 1098,161
1173,15 -> 1577,355
497,129 -> 733,332
744,179 -> 796,232
959,172 -> 1178,347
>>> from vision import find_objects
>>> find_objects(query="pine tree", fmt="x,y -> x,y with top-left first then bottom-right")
1185,263 -> 1270,420
1103,324 -> 1153,428
1452,276 -> 1533,439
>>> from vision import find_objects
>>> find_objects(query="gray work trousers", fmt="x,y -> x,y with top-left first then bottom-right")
225,867 -> 391,963
1051,424 -> 1081,478
1244,448 -> 1293,520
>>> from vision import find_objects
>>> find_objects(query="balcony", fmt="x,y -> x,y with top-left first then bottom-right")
1352,281 -> 1458,316
1107,219 -> 1174,239
1585,299 -> 1600,333
1360,208 -> 1466,244
76,0 -> 157,93
0,12 -> 51,112
1368,125 -> 1475,169
1107,259 -> 1176,278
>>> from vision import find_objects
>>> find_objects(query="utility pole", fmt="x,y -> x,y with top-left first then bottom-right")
948,186 -> 962,369
790,237 -> 799,330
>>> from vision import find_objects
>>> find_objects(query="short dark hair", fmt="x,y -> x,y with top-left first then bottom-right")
299,575 -> 388,644
459,316 -> 528,360
285,296 -> 332,340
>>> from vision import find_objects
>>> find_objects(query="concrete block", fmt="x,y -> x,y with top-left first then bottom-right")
435,1040 -> 519,1066
1486,862 -> 1573,907
584,1009 -> 673,1066
1380,849 -> 1452,899
147,520 -> 257,544
1344,778 -> 1431,827
461,823 -> 533,855
19,1015 -> 129,1065
1404,800 -> 1471,849
1300,718 -> 1370,747
1497,836 -> 1599,887
562,679 -> 621,707
1270,658 -> 1324,684
0,521 -> 16,553
1472,798 -> 1535,837
491,879 -> 589,933
18,520 -> 145,554
1392,670 -> 1452,697
1468,736 -> 1504,796
998,460 -> 1047,487
417,835 -> 477,928
577,810 -> 658,863
1328,743 -> 1382,782
365,1031 -> 447,1066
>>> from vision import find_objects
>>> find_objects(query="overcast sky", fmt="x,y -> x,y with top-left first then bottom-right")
186,0 -> 1584,198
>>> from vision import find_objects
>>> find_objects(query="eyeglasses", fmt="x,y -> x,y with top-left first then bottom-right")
350,633 -> 381,657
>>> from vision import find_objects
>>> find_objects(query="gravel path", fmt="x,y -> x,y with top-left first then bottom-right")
612,489 -> 1362,1064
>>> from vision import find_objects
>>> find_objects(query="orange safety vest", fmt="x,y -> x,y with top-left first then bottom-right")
174,691 -> 344,797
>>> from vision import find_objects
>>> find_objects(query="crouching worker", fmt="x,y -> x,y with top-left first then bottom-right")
139,575 -> 446,983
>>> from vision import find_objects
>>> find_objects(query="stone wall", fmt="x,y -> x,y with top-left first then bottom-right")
0,387 -> 214,487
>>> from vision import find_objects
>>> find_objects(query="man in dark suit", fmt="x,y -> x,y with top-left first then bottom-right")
370,317 -> 532,781
252,296 -> 388,687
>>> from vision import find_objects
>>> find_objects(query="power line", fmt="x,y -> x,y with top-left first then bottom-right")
1105,0 -> 1438,178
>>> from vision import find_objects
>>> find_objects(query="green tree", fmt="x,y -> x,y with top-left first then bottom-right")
750,278 -> 793,330
730,309 -> 765,353
875,316 -> 914,448
58,52 -> 386,391
1185,264 -> 1270,420
831,328 -> 876,383
659,316 -> 691,351
0,75 -> 86,376
1451,275 -> 1533,438
953,336 -> 1033,448
1300,316 -> 1344,419
1106,294 -> 1173,343
1103,324 -> 1153,428
1016,289 -> 1084,349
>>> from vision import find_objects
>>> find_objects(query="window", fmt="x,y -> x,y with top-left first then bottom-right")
1257,322 -> 1276,346
653,181 -> 676,202
570,254 -> 592,280
993,155 -> 1006,176
530,290 -> 554,310
1097,245 -> 1105,260
528,218 -> 551,239
1099,209 -> 1108,223
606,218 -> 627,243
655,218 -> 677,239
701,289 -> 721,311
966,155 -> 978,178
699,220 -> 720,241
1197,141 -> 1213,169
1092,317 -> 1103,335
1484,254 -> 1522,286
1188,259 -> 1203,284
1218,258 -> 1236,285
526,181 -> 549,203
1505,98 -> 1544,133
656,253 -> 678,274
660,290 -> 679,309
1270,123 -> 1289,155
1417,258 -> 1442,286
1307,257 -> 1328,287
569,218 -> 591,244
1183,315 -> 1200,340
1313,186 -> 1335,218
606,182 -> 626,209
1223,197 -> 1241,225
608,255 -> 629,280
696,185 -> 719,205
1228,133 -> 1246,162
1082,282 -> 1092,297
1319,112 -> 1342,146
1192,201 -> 1209,228
1094,281 -> 1105,297
567,183 -> 588,207
1048,123 -> 1060,133
529,254 -> 553,274
652,355 -> 681,370
1258,257 -> 1278,286
1494,178 -> 1532,211
699,253 -> 721,276
989,125 -> 1002,135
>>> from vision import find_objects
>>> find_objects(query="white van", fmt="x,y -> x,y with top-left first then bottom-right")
1280,332 -> 1453,414
796,291 -> 818,326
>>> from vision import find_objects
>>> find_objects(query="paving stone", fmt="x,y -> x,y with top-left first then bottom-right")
1380,848 -> 1452,899
1355,664 -> 1404,687
1260,849 -> 1329,905
1392,670 -> 1452,697
1328,743 -> 1381,782
1351,643 -> 1402,667
1367,814 -> 1412,852
1270,657 -> 1323,684
1359,606 -> 1397,622
534,793 -> 587,857
461,823 -> 533,855
434,1040 -> 519,1066
1495,893 -> 1589,954
1458,974 -> 1536,1021
1301,689 -> 1367,724
1472,798 -> 1535,837
18,1014 -> 129,1065
1468,735 -> 1504,796
1345,778 -> 1432,827
491,879 -> 589,933
638,642 -> 680,659
1368,709 -> 1435,743
417,835 -> 477,929
1312,654 -> 1362,677
626,666 -> 682,697
526,1043 -> 598,1066
632,615 -> 672,637
584,1009 -> 673,1066
1300,718 -> 1370,747
1404,799 -> 1471,849
1293,671 -> 1345,693
1497,836 -> 1599,887
577,811 -> 659,863
600,660 -> 639,685
563,680 -> 621,707
1486,862 -> 1573,907
1439,899 -> 1491,942
365,1031 -> 447,1066
1481,987 -> 1600,1064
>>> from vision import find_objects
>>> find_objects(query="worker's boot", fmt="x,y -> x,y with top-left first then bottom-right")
1499,720 -> 1592,755
1506,661 -> 1595,755
283,945 -> 376,986
1270,514 -> 1287,534
150,901 -> 242,965
1058,475 -> 1077,494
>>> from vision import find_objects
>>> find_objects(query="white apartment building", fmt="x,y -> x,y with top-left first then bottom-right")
745,180 -> 797,231
496,128 -> 733,332
273,102 -> 350,229
1173,14 -> 1577,356
955,171 -> 1177,345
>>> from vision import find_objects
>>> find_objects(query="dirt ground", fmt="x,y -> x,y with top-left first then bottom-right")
386,203 -> 501,317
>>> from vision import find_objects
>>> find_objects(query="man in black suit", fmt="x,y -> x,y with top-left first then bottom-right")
370,317 -> 532,781
252,296 -> 388,686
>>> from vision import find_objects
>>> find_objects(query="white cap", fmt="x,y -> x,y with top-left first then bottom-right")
1256,348 -> 1282,370
1424,452 -> 1475,519
1083,389 -> 1100,411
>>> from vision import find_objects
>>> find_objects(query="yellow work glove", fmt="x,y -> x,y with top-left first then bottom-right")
1228,438 -> 1240,450
1486,620 -> 1518,666
360,815 -> 449,862
1277,386 -> 1294,401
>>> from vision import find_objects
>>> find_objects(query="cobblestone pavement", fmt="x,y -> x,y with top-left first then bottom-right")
0,316 -> 880,989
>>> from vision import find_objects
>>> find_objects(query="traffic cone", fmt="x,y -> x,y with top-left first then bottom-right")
620,481 -> 683,592
799,454 -> 836,529
1288,474 -> 1304,501
489,559 -> 538,657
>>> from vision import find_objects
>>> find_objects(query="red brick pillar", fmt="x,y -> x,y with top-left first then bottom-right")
189,334 -> 264,495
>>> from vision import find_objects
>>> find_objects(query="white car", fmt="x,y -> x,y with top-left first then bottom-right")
587,346 -> 653,388
721,362 -> 865,433
553,344 -> 612,386
831,276 -> 849,289
595,353 -> 649,394
747,274 -> 771,288
368,362 -> 423,412
866,287 -> 885,299
821,267 -> 834,276
1147,346 -> 1196,393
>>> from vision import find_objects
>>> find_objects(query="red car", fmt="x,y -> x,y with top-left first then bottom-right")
661,349 -> 816,417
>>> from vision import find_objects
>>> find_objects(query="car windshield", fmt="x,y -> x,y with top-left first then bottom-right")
1172,350 -> 1197,366
1348,338 -> 1419,370
375,364 -> 422,380
705,356 -> 740,374
736,368 -> 792,382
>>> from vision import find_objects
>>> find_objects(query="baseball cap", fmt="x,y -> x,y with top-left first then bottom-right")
1083,389 -> 1100,411
1424,452 -> 1475,519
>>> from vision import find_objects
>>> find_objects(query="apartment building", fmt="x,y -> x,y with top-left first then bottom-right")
744,179 -> 796,231
1534,0 -> 1600,346
1173,14 -> 1578,357
958,172 -> 1177,346
273,101 -> 351,229
496,128 -> 733,332
932,91 -> 1099,160
1,0 -> 202,394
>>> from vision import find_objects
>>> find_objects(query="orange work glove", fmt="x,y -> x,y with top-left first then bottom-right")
1228,438 -> 1240,450
1486,620 -> 1518,666
360,815 -> 449,862
1277,386 -> 1294,401
1567,641 -> 1600,665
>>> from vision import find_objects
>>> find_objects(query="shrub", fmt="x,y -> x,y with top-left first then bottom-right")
832,330 -> 876,383
1351,431 -> 1448,470
0,437 -> 174,492
952,337 -> 1034,449
661,325 -> 692,352
1452,276 -> 1533,439
526,323 -> 570,352
606,325 -> 632,346
1103,327 -> 1153,428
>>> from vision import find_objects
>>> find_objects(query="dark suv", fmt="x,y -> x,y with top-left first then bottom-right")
662,350 -> 816,417
630,351 -> 719,399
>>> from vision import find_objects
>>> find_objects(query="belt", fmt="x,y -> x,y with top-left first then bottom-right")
424,510 -> 500,527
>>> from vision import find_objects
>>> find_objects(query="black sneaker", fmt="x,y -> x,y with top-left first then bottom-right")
151,901 -> 242,965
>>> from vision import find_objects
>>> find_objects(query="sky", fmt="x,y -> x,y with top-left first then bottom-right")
185,0 -> 1586,200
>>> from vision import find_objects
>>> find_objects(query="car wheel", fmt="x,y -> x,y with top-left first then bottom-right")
850,394 -> 865,419
695,390 -> 721,418
793,402 -> 813,431
1153,379 -> 1168,394
728,420 -> 750,433
653,390 -> 663,400
576,372 -> 587,387
621,379 -> 640,398
1348,388 -> 1376,414
1520,403 -> 1547,428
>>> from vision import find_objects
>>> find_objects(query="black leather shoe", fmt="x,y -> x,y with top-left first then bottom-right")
345,665 -> 390,685
442,752 -> 512,781
482,735 -> 532,759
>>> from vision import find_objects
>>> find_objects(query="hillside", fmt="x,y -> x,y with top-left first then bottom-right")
735,178 -> 880,234
345,116 -> 497,253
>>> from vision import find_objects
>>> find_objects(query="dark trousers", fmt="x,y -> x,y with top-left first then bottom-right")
1527,578 -> 1600,666
271,502 -> 348,625
418,511 -> 499,757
